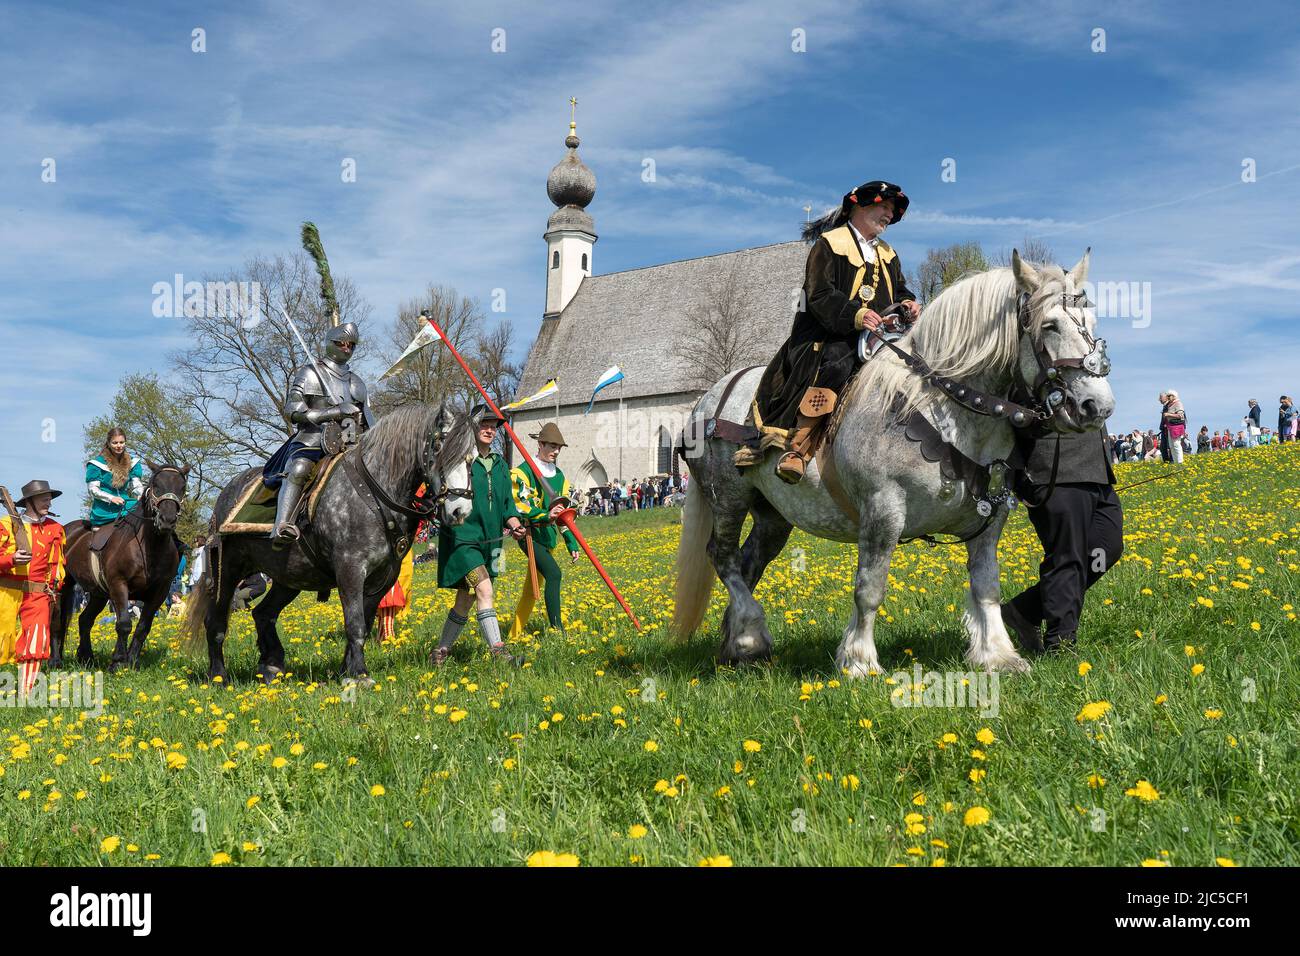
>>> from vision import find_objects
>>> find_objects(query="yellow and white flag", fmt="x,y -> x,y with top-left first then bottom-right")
503,379 -> 558,411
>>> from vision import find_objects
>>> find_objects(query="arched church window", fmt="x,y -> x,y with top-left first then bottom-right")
552,251 -> 560,269
657,427 -> 673,474
581,253 -> 588,271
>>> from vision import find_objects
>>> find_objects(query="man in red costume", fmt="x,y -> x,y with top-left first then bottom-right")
0,479 -> 66,696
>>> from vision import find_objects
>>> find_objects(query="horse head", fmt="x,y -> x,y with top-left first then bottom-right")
424,403 -> 475,528
1012,249 -> 1115,432
142,460 -> 190,532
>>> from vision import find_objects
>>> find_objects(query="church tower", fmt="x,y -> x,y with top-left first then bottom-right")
543,102 -> 596,318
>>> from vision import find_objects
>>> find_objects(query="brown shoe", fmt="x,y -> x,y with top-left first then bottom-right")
430,645 -> 452,667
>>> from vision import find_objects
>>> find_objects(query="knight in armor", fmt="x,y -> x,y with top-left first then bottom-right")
263,322 -> 374,544
754,181 -> 920,484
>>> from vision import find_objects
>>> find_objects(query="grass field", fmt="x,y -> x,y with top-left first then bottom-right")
2,444 -> 1298,866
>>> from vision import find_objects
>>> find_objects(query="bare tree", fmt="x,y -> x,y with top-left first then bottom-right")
170,251 -> 371,477
473,321 -> 522,411
991,235 -> 1056,268
371,285 -> 494,414
670,262 -> 768,391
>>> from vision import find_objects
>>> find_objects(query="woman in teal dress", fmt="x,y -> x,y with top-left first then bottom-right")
431,405 -> 526,666
86,427 -> 145,526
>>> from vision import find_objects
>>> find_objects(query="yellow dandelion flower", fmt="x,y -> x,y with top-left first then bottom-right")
963,806 -> 991,826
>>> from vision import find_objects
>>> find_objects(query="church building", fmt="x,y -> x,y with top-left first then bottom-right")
510,119 -> 807,491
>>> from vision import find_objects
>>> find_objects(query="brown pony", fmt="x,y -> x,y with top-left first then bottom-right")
52,461 -> 190,671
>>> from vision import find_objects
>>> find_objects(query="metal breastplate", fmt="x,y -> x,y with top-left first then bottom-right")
286,359 -> 370,448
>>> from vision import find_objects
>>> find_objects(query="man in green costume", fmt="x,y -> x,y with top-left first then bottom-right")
432,405 -> 527,666
508,422 -> 580,640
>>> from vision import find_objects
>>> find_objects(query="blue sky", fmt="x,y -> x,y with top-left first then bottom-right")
2,0 -> 1299,504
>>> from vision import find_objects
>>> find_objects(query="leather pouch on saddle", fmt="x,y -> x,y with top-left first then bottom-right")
775,387 -> 837,482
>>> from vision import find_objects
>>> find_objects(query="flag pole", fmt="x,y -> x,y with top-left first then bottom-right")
420,312 -> 642,630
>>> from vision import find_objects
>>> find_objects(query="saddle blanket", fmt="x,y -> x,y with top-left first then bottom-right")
217,455 -> 345,534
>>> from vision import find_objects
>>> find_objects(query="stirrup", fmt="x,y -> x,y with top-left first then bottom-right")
775,451 -> 807,484
270,524 -> 301,549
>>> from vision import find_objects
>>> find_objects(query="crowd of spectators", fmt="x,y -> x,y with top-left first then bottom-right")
1112,394 -> 1298,463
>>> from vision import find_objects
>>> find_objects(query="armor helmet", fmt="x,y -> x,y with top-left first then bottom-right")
323,322 -> 359,365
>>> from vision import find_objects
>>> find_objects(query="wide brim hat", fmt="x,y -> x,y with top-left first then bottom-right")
847,181 -> 909,223
16,479 -> 61,507
529,422 -> 567,447
470,403 -> 507,426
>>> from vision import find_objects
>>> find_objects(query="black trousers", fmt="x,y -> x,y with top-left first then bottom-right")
1008,482 -> 1123,641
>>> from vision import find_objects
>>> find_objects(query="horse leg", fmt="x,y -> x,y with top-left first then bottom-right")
50,576 -> 75,668
836,494 -> 905,679
124,599 -> 164,669
106,582 -> 134,673
964,515 -> 1030,673
251,582 -> 300,684
76,590 -> 108,667
336,569 -> 374,685
711,494 -> 773,665
740,495 -> 795,591
205,567 -> 239,685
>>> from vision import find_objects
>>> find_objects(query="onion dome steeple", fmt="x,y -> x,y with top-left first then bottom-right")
544,98 -> 597,318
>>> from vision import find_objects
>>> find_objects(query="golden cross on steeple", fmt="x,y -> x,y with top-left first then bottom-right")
803,204 -> 812,222
569,96 -> 578,135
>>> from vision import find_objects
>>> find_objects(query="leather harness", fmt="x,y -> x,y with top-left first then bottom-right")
693,289 -> 1104,541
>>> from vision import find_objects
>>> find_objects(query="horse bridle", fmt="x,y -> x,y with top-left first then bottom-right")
1017,290 -> 1111,419
142,466 -> 187,531
417,421 -> 474,523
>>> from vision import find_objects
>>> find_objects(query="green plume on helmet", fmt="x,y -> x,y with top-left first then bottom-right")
300,221 -> 340,327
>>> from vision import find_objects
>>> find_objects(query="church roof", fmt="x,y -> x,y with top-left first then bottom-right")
516,240 -> 808,405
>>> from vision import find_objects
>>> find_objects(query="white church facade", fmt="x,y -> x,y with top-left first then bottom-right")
510,119 -> 807,491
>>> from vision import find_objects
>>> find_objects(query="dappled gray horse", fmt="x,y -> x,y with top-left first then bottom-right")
184,403 -> 476,684
674,251 -> 1114,676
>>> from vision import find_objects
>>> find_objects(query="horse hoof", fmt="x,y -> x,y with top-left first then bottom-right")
342,675 -> 376,690
718,638 -> 772,666
994,654 -> 1032,674
258,665 -> 284,686
836,657 -> 884,680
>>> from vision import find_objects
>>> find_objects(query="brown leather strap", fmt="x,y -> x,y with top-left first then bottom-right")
0,578 -> 48,594
814,444 -> 860,522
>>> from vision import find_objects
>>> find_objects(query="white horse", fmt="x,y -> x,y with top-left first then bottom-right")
673,250 -> 1114,676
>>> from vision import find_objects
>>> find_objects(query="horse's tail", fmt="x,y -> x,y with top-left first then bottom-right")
182,542 -> 214,656
671,478 -> 716,640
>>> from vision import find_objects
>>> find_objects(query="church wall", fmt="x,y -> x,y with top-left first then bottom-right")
510,390 -> 700,490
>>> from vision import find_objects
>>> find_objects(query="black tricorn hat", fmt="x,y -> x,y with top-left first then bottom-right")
847,180 -> 909,223
16,479 -> 61,507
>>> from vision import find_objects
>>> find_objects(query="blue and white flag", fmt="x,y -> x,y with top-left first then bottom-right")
584,365 -> 625,414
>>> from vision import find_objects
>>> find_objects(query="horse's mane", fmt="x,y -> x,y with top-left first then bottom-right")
839,264 -> 1062,422
360,404 -> 474,485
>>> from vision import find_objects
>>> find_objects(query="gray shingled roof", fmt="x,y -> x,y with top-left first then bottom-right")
516,241 -> 808,405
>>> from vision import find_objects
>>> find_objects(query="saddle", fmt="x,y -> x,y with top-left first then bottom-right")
217,454 -> 345,535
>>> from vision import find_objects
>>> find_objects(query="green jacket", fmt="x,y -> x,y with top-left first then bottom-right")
437,453 -> 521,587
510,464 -> 579,553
